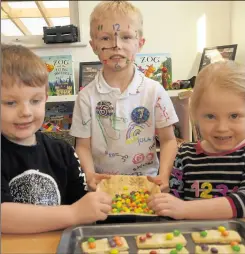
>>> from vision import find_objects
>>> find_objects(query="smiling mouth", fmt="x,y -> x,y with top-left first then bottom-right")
214,136 -> 232,140
14,122 -> 32,127
109,55 -> 125,60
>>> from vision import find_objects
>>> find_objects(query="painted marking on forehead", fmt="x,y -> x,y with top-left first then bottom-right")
98,24 -> 103,31
113,23 -> 120,31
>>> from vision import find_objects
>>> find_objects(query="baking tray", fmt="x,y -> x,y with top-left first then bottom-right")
57,220 -> 245,254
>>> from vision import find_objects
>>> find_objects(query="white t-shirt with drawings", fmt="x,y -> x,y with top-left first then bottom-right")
70,68 -> 179,176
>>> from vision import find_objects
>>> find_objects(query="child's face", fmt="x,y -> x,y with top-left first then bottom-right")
1,84 -> 47,145
196,86 -> 245,152
90,14 -> 144,72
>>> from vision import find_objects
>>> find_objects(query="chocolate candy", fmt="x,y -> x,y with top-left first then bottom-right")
200,244 -> 209,252
211,247 -> 219,253
108,239 -> 117,248
166,233 -> 174,240
146,232 -> 153,238
139,236 -> 146,242
149,251 -> 157,254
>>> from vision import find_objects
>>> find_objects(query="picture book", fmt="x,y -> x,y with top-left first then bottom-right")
134,53 -> 172,90
43,102 -> 73,130
41,55 -> 75,96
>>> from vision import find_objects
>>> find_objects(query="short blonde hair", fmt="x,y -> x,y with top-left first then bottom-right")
1,44 -> 48,89
190,60 -> 245,122
90,1 -> 143,38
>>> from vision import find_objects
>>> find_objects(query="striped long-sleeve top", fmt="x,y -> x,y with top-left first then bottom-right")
169,142 -> 245,218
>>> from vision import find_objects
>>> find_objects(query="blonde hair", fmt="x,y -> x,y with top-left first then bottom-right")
1,44 -> 48,89
190,60 -> 245,122
90,1 -> 143,38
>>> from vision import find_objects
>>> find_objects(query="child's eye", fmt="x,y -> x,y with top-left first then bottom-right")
205,114 -> 215,119
31,99 -> 40,104
101,37 -> 110,41
4,101 -> 16,106
230,114 -> 239,119
122,36 -> 132,40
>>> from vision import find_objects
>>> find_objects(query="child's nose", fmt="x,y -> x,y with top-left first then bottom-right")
19,104 -> 32,117
216,120 -> 229,132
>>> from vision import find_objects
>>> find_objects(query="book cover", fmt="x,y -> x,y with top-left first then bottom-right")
44,103 -> 73,130
134,53 -> 172,90
41,55 -> 75,96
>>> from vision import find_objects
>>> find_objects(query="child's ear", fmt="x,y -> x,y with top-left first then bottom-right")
139,38 -> 145,52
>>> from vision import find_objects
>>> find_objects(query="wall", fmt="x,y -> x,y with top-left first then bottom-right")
34,1 -> 232,90
231,1 -> 245,65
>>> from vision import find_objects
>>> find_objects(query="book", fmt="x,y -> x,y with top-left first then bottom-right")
41,55 -> 75,96
134,53 -> 172,90
44,102 -> 73,130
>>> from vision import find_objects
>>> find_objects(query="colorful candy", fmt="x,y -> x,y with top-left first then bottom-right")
232,245 -> 241,252
110,190 -> 154,215
210,247 -> 218,253
218,226 -> 226,232
173,230 -> 181,236
166,233 -> 174,240
200,231 -> 208,237
200,244 -> 209,252
176,243 -> 183,251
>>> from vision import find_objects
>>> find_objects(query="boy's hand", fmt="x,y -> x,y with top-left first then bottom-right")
147,175 -> 170,192
86,172 -> 111,191
71,191 -> 112,224
147,193 -> 186,220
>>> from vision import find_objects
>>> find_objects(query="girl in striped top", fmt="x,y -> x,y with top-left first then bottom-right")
147,60 -> 245,219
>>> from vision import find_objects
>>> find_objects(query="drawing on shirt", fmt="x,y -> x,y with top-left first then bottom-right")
125,121 -> 150,144
9,169 -> 61,205
132,160 -> 154,172
96,101 -> 127,143
105,150 -> 129,162
190,180 -> 239,199
132,152 -> 154,164
149,141 -> 156,151
155,97 -> 170,122
82,119 -> 91,126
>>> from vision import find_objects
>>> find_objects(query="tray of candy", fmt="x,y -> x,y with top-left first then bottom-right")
56,219 -> 245,254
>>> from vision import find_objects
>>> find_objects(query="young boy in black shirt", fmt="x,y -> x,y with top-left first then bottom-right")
1,44 -> 112,234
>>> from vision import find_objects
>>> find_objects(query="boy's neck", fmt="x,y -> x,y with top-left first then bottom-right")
4,133 -> 37,146
102,64 -> 135,93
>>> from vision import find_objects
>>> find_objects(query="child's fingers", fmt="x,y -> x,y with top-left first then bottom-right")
95,173 -> 111,181
147,176 -> 162,185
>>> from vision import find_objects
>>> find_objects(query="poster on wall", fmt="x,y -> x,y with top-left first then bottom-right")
79,61 -> 102,91
134,53 -> 172,90
198,44 -> 238,72
41,55 -> 75,96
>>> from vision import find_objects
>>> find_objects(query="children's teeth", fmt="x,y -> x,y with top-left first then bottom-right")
217,137 -> 230,140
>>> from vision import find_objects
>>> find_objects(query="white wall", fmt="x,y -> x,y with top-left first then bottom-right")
33,1 -> 232,91
231,1 -> 245,65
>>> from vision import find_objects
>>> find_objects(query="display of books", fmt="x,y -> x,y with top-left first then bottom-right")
41,55 -> 75,96
135,53 -> 172,90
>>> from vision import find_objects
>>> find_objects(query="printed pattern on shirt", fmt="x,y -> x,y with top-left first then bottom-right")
170,143 -> 245,218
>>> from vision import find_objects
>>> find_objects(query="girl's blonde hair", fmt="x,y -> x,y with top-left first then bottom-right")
90,1 -> 143,38
1,44 -> 48,89
190,60 -> 245,122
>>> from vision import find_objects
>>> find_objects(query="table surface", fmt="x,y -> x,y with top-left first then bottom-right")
2,219 -> 245,254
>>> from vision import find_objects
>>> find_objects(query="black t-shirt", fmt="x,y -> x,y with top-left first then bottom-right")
1,132 -> 88,206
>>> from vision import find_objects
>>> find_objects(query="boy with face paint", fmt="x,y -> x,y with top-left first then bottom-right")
70,1 -> 179,191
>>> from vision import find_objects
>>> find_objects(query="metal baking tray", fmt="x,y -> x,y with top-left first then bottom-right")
57,220 -> 245,254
